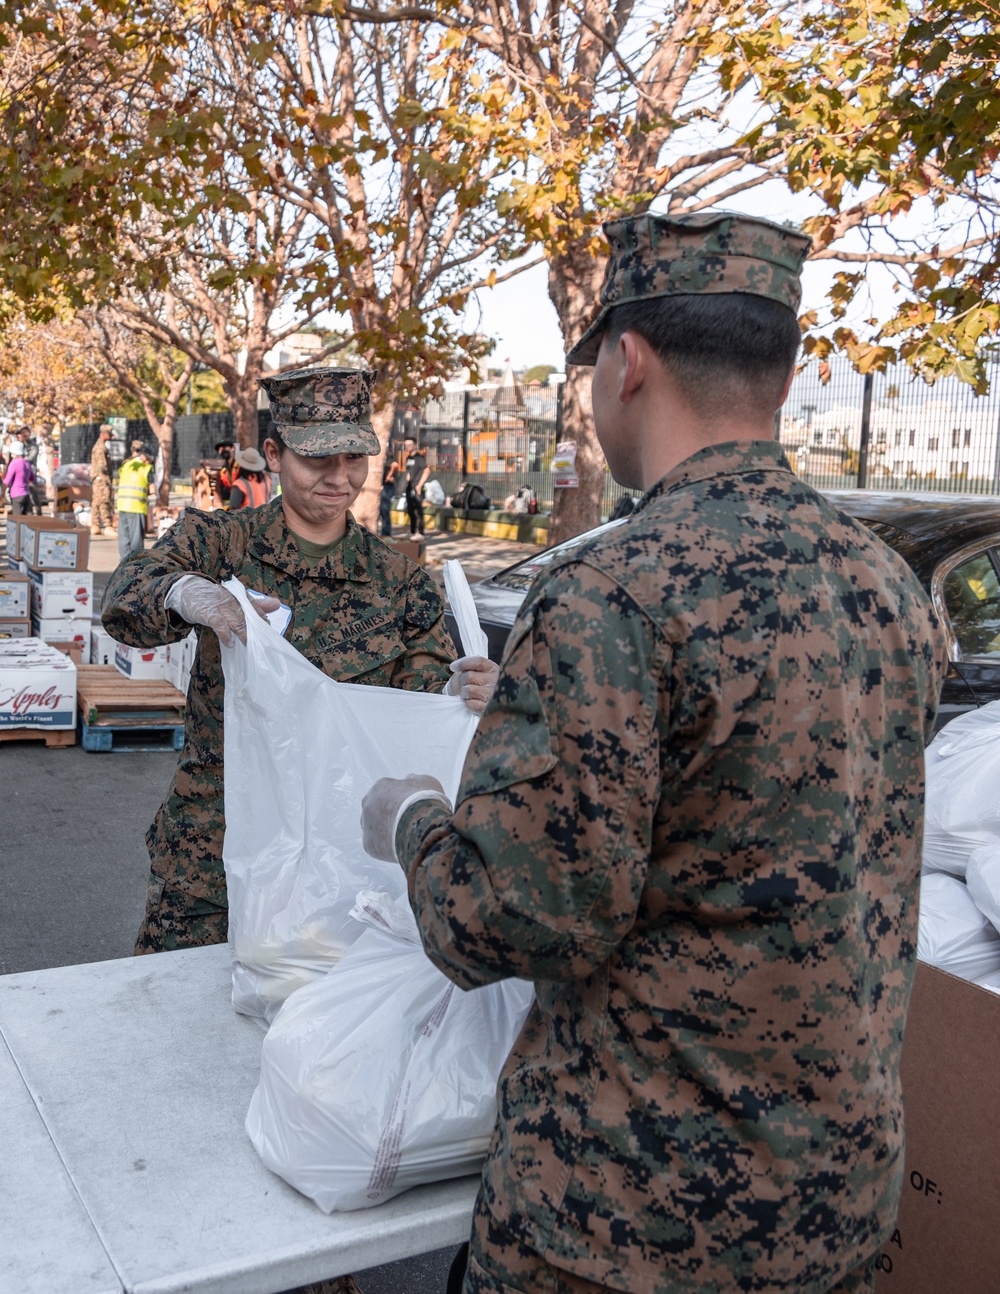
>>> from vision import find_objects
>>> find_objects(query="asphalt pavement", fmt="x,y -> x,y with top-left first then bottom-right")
1,513 -> 536,1294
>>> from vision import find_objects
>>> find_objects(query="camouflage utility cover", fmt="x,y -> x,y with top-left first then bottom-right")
258,366 -> 380,456
102,498 -> 455,911
567,209 -> 812,364
397,439 -> 946,1293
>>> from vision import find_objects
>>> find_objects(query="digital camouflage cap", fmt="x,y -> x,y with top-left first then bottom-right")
566,210 -> 812,365
257,367 -> 380,456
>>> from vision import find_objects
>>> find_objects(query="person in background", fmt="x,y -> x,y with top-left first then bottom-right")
2,442 -> 36,515
401,435 -> 429,537
90,424 -> 117,537
116,440 -> 154,563
361,211 -> 947,1294
228,447 -> 273,510
17,427 -> 44,513
214,439 -> 236,507
379,450 -> 400,536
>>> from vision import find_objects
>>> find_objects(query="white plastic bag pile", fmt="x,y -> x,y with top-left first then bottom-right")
221,568 -> 533,1211
919,702 -> 1000,987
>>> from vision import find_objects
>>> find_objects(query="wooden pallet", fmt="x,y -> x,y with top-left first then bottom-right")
0,725 -> 76,748
76,664 -> 186,753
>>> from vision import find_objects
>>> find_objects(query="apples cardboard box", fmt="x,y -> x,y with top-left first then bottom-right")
0,619 -> 31,640
114,641 -> 168,681
31,617 -> 91,664
0,571 -> 30,619
18,517 -> 90,571
28,568 -> 94,620
0,638 -> 77,729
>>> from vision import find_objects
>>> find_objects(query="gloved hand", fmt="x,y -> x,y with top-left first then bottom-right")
164,576 -> 279,647
360,774 -> 452,864
445,655 -> 499,714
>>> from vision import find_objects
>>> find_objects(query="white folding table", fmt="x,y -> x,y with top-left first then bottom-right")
0,945 -> 478,1294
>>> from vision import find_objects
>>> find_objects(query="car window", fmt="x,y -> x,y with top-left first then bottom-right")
487,517 -> 630,594
943,551 -> 1000,659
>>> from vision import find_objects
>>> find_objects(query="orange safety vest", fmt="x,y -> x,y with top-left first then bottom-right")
231,473 -> 271,509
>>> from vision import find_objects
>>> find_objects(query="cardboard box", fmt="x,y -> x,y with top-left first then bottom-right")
0,619 -> 31,639
164,632 -> 197,693
48,639 -> 84,666
5,556 -> 27,572
0,571 -> 30,619
384,535 -> 426,565
5,516 -> 19,559
32,617 -> 91,663
873,962 -> 1000,1293
114,642 -> 168,680
0,638 -> 77,729
90,627 -> 121,667
28,568 -> 94,620
18,518 -> 90,571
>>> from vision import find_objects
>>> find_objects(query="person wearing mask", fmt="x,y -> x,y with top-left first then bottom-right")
214,439 -> 236,507
116,441 -> 155,563
2,442 -> 36,515
361,212 -> 947,1294
228,447 -> 273,509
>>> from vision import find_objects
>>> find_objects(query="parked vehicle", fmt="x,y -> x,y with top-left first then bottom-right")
445,491 -> 1000,731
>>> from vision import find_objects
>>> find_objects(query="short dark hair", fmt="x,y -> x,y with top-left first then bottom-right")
264,426 -> 286,456
603,292 -> 801,420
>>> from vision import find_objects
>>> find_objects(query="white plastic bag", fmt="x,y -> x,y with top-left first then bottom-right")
246,890 -> 534,1212
966,842 -> 1000,935
924,702 -> 1000,837
221,578 -> 479,1024
423,478 -> 446,506
917,872 -> 1000,981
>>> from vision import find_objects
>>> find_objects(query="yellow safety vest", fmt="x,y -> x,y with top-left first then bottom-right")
117,458 -> 153,515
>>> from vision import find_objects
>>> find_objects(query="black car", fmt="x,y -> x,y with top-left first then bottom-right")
445,491 -> 1000,731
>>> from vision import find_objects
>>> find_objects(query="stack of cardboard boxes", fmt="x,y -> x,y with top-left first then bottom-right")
6,517 -> 93,663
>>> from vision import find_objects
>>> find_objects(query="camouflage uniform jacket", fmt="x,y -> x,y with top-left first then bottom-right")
90,437 -> 110,479
103,499 -> 455,905
397,440 -> 946,1294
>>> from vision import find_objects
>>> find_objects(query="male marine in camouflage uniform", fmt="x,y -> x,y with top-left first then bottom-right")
103,367 -> 497,956
90,424 -> 116,535
362,213 -> 947,1294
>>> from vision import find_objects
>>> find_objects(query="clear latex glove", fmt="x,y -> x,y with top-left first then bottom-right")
165,575 -> 280,647
360,774 -> 451,864
445,655 -> 499,714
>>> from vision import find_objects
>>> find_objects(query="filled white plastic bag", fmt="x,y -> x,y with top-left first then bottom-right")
966,842 -> 1000,935
923,701 -> 1000,837
917,872 -> 1000,981
221,577 -> 479,1024
246,890 -> 534,1212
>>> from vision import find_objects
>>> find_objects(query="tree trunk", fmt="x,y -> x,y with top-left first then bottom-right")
546,244 -> 608,546
354,403 -> 395,533
228,382 -> 261,450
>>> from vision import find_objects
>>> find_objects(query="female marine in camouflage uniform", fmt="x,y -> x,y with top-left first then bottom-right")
104,367 -> 497,955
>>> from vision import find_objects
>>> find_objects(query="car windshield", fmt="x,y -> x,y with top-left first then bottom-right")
943,551 -> 1000,659
487,518 -> 630,594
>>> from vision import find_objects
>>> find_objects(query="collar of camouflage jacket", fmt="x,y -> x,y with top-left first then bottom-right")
636,438 -> 794,514
247,500 -> 372,584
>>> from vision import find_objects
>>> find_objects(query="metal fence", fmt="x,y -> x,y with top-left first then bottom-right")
776,357 -> 1000,494
398,382 -> 636,516
404,360 -> 1000,513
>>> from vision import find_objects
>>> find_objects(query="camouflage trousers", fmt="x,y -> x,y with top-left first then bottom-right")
133,871 -> 228,955
91,474 -> 114,530
462,1195 -> 878,1294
